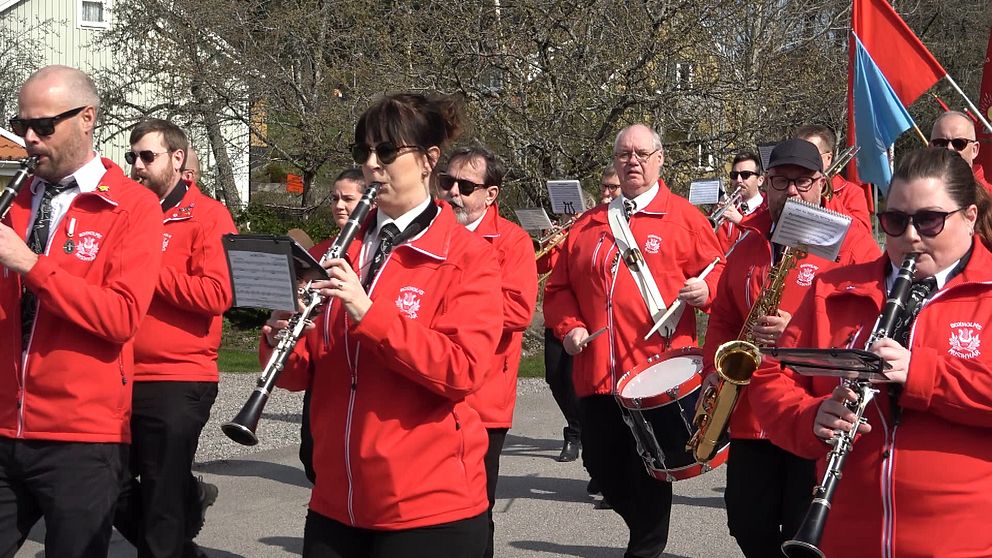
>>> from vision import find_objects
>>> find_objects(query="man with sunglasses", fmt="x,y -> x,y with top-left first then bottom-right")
795,125 -> 872,231
545,124 -> 725,558
715,151 -> 765,254
930,111 -> 992,194
112,118 -> 236,558
0,66 -> 164,558
438,146 -> 537,558
701,138 -> 880,558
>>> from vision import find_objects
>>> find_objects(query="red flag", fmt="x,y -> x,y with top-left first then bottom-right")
932,92 -> 951,113
976,28 -> 992,184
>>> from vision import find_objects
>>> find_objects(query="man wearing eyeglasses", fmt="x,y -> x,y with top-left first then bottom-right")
795,125 -> 872,231
437,146 -> 537,558
715,151 -> 765,254
600,165 -> 621,204
0,66 -> 164,558
930,111 -> 992,194
544,124 -> 725,558
112,118 -> 236,558
701,138 -> 880,558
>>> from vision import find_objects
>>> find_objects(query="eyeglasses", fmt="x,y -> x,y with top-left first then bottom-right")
125,150 -> 170,165
768,175 -> 821,192
730,170 -> 760,180
9,106 -> 86,137
929,137 -> 978,151
350,141 -> 419,165
613,149 -> 660,163
438,173 -> 486,196
878,207 -> 965,237
601,183 -> 620,191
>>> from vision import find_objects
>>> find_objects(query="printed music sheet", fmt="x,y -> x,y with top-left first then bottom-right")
688,179 -> 722,205
770,198 -> 852,261
546,180 -> 585,215
223,234 -> 326,311
514,208 -> 555,231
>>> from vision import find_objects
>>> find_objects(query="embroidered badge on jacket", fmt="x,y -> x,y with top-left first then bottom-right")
395,286 -> 424,319
162,232 -> 173,252
75,231 -> 103,262
948,322 -> 982,359
644,234 -> 662,254
795,263 -> 818,287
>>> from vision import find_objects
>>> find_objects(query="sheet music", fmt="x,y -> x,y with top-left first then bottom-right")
226,249 -> 298,311
771,198 -> 852,261
688,179 -> 722,205
546,180 -> 585,215
757,142 -> 776,171
514,208 -> 555,231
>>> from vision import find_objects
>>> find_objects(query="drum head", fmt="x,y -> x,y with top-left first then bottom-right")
617,348 -> 703,408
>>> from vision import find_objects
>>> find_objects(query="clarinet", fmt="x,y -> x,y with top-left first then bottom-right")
222,182 -> 381,446
782,253 -> 918,558
0,156 -> 39,219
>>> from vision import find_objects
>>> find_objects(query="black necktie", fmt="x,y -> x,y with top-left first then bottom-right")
362,222 -> 400,291
623,199 -> 636,221
22,180 -> 74,345
892,277 -> 937,347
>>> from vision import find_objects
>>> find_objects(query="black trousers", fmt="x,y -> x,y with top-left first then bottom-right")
482,427 -> 508,558
724,438 -> 816,558
579,395 -> 672,558
303,509 -> 488,558
543,328 -> 580,443
114,381 -> 217,558
300,387 -> 316,483
0,438 -> 126,558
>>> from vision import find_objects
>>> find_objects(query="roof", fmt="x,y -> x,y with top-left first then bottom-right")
0,128 -> 26,161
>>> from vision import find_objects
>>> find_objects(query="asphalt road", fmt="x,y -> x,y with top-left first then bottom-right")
18,381 -> 744,558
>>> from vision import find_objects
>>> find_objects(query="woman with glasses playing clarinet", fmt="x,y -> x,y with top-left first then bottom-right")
262,93 -> 502,558
749,148 -> 992,558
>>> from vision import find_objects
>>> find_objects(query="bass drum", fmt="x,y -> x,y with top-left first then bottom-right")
615,347 -> 729,482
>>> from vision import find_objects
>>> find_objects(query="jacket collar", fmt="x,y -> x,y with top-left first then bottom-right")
474,204 -> 501,239
590,178 -> 672,223
163,183 -> 202,222
356,200 -> 455,262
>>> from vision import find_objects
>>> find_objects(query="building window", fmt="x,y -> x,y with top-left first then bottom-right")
79,0 -> 111,29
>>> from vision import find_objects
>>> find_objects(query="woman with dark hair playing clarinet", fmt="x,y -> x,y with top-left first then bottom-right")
262,93 -> 502,558
750,147 -> 992,558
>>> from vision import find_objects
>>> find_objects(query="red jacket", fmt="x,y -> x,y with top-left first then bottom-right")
133,183 -> 237,382
0,159 -> 163,443
826,175 -> 872,231
271,202 -> 503,530
702,206 -> 880,439
543,179 -> 725,397
974,164 -> 992,195
749,238 -> 992,558
464,205 -> 537,428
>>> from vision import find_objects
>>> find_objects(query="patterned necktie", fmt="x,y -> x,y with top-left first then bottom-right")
623,198 -> 636,221
892,277 -> 937,347
362,222 -> 400,291
22,180 -> 75,345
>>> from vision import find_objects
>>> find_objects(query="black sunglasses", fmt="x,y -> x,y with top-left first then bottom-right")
9,106 -> 86,137
438,173 -> 487,196
929,137 -> 977,151
125,150 -> 170,165
350,142 -> 419,165
878,207 -> 965,238
730,170 -> 760,180
768,175 -> 821,192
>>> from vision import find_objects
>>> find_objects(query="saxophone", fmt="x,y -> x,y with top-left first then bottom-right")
688,245 -> 806,462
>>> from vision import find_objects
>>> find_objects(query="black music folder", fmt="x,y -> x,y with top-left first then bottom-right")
222,234 -> 328,311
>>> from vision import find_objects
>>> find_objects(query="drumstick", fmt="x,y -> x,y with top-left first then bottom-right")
644,256 -> 720,340
582,326 -> 608,346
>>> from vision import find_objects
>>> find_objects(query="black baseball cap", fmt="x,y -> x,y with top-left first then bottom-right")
767,139 -> 823,173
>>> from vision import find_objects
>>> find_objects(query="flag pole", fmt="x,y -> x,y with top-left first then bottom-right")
911,123 -> 928,145
944,74 -> 992,135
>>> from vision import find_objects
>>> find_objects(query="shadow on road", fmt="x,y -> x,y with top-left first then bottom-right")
198,459 -> 311,489
497,473 -> 594,505
259,536 -> 304,554
511,539 -> 692,558
503,433 -> 565,459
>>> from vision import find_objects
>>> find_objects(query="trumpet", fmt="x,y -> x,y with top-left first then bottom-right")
782,253 -> 918,558
0,156 -> 39,219
710,184 -> 747,229
535,214 -> 579,261
222,182 -> 381,446
821,145 -> 861,201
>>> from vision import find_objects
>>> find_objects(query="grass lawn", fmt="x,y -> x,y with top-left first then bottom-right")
219,347 -> 547,378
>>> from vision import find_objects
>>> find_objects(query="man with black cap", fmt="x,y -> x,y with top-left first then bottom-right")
700,138 -> 880,558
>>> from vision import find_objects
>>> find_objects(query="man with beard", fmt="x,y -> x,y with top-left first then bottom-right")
0,65 -> 163,558
544,124 -> 724,558
438,146 -> 537,558
113,118 -> 236,558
